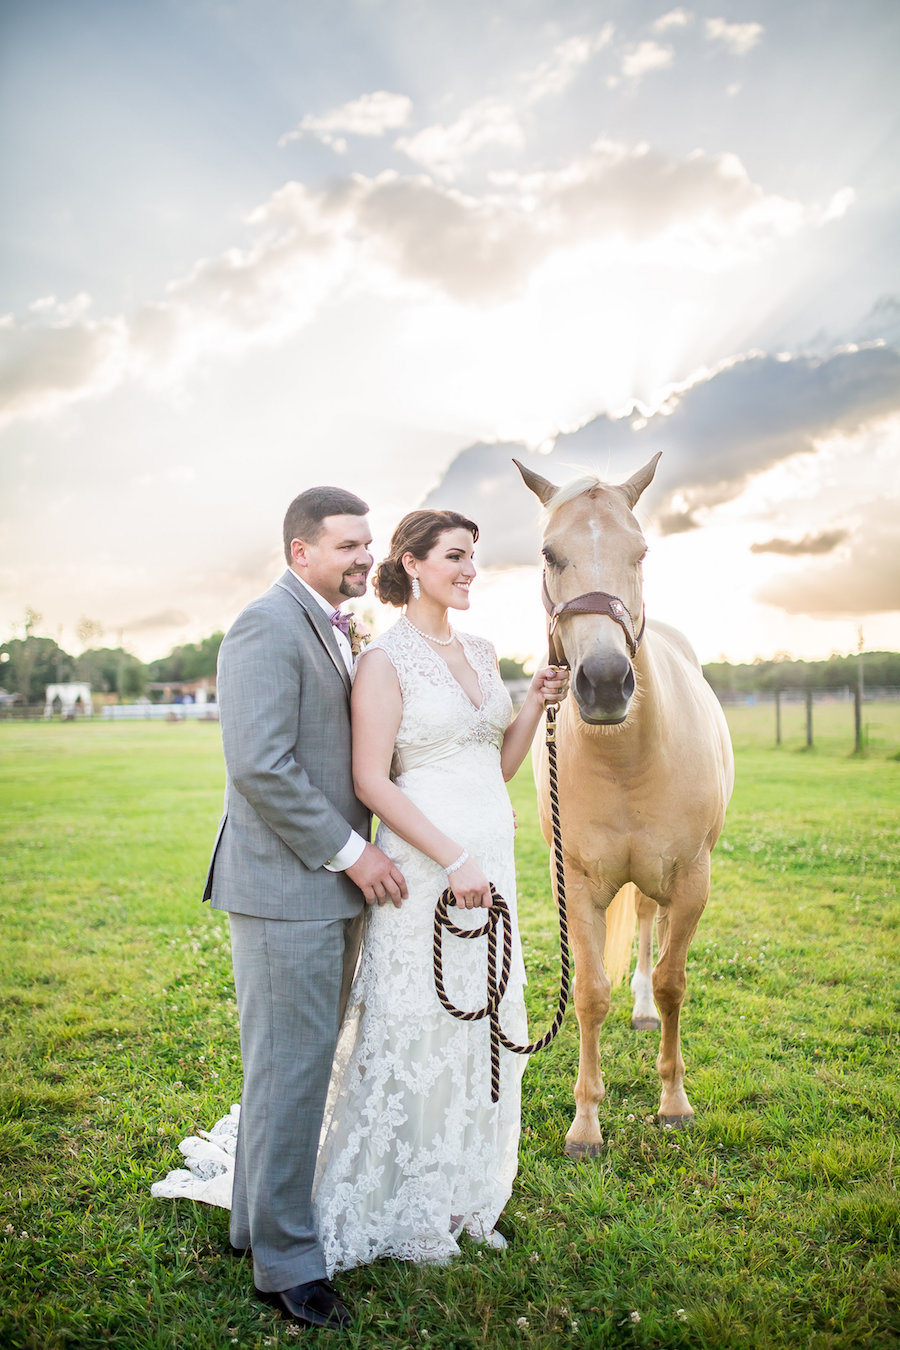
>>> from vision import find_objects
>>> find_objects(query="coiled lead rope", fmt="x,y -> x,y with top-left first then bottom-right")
433,704 -> 570,1103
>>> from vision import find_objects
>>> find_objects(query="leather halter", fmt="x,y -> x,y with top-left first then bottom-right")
541,572 -> 646,669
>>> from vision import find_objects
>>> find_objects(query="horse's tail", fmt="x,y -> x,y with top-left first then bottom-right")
604,883 -> 637,986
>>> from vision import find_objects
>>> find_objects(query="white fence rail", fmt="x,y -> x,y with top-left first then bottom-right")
100,704 -> 219,721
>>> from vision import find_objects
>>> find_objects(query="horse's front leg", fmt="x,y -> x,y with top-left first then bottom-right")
653,857 -> 709,1125
563,864 -> 614,1160
630,887 -> 660,1031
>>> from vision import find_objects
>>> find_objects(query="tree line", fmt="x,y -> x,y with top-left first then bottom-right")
2,615 -> 897,706
0,625 -> 225,704
702,651 -> 899,696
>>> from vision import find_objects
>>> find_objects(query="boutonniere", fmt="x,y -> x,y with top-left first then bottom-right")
348,616 -> 372,659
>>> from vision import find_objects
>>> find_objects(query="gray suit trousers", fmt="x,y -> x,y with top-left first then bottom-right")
228,910 -> 363,1291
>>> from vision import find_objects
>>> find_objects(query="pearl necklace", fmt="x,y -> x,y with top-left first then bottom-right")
404,614 -> 455,646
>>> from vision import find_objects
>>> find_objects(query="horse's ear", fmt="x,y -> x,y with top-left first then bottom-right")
513,458 -> 557,505
620,452 -> 662,508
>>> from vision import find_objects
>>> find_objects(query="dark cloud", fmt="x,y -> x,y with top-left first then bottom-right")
423,343 -> 900,565
857,295 -> 900,346
750,529 -> 848,557
423,441 -> 545,565
756,504 -> 900,618
656,510 -> 702,535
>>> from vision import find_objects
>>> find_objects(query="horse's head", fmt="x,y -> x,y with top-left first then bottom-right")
515,453 -> 661,725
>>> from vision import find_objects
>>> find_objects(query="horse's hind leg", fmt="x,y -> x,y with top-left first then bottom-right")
563,865 -> 613,1160
630,888 -> 660,1031
653,857 -> 709,1126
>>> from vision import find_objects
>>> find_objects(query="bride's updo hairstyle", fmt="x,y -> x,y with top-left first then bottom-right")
374,510 -> 479,607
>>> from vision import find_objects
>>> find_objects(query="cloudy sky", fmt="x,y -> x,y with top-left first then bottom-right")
2,0 -> 898,667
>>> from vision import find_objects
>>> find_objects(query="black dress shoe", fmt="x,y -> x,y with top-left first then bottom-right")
228,1242 -> 250,1259
256,1278 -> 352,1330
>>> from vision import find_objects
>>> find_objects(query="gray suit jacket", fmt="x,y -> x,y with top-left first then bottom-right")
203,569 -> 368,921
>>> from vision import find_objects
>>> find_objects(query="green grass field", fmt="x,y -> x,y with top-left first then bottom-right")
1,704 -> 898,1349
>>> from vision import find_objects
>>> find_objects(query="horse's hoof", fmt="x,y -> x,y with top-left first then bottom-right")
563,1139 -> 603,1160
658,1113 -> 693,1130
631,1015 -> 661,1031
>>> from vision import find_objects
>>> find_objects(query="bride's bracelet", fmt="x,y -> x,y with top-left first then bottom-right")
444,850 -> 469,878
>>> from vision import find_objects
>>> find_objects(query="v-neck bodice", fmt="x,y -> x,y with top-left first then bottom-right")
358,617 -> 513,776
404,618 -> 485,710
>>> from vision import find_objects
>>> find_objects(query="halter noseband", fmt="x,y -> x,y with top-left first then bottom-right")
541,572 -> 645,669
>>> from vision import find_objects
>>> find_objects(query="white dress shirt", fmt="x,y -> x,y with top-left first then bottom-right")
291,570 -> 366,872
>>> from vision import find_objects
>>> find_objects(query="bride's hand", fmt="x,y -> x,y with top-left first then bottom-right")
530,664 -> 569,707
447,858 -> 493,909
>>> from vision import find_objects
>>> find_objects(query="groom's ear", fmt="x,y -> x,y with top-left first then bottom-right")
290,538 -> 308,567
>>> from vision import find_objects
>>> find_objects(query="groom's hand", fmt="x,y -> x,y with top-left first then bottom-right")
346,843 -> 408,908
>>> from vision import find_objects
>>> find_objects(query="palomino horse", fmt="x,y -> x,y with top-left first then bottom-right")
515,454 -> 734,1158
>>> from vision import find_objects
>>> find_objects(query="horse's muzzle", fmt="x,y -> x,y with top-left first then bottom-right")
572,649 -> 635,725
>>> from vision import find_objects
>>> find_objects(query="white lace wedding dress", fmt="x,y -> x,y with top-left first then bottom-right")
153,617 -> 528,1273
314,619 -> 528,1272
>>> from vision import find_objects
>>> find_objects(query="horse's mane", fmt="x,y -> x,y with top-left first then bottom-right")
543,474 -> 606,520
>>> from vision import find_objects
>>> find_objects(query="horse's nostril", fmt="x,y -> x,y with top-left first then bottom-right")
573,649 -> 635,721
576,651 -> 632,696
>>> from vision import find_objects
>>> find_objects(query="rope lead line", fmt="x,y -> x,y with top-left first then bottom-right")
432,703 -> 571,1103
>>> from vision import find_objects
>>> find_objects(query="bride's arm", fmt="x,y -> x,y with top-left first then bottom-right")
351,649 -> 493,908
499,664 -> 569,781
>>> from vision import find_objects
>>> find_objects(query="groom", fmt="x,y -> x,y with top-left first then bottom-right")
204,485 -> 407,1331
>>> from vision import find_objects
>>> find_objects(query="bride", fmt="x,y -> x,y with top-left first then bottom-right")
313,508 -> 566,1271
154,508 -> 567,1274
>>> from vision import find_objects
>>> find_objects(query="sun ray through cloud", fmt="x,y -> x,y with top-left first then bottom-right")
1,0 -> 898,664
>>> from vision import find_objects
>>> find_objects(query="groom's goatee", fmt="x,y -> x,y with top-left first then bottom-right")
340,568 -> 370,596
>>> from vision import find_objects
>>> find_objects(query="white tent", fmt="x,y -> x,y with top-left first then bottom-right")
44,683 -> 93,718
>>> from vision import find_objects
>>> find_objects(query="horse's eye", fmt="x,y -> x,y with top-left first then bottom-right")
639,548 -> 648,562
542,547 -> 562,569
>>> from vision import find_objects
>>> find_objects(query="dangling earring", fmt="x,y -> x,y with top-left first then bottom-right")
411,577 -> 421,601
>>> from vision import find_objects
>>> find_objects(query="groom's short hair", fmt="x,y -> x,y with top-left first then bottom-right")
283,486 -> 370,561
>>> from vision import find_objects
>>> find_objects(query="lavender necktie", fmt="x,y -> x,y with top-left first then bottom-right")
331,610 -> 351,638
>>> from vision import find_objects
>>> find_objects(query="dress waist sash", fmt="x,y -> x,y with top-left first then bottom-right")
393,735 -> 468,776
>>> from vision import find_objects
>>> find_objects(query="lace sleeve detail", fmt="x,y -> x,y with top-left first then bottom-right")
353,640 -> 398,684
361,625 -> 428,703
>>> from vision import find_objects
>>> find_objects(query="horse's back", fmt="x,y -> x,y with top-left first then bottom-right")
646,618 -> 701,672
